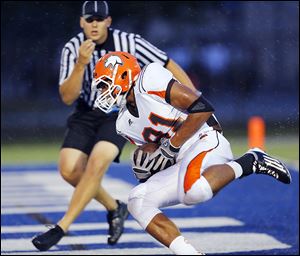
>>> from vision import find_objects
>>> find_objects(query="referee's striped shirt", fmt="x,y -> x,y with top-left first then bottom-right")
59,28 -> 169,109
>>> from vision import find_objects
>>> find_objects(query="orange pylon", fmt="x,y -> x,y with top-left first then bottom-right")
248,116 -> 265,150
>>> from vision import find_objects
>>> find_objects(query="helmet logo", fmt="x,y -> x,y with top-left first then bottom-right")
105,55 -> 123,70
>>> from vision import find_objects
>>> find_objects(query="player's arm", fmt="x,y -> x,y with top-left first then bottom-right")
166,59 -> 196,91
59,39 -> 95,105
149,80 -> 214,168
167,81 -> 214,148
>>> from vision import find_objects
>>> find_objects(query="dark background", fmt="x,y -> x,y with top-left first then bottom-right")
1,1 -> 299,143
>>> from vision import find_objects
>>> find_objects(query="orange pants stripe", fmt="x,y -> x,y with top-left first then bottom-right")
184,148 -> 213,193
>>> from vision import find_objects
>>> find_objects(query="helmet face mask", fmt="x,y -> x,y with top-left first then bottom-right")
93,77 -> 122,113
92,52 -> 141,113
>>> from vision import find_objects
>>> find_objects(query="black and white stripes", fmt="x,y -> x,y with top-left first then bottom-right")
59,28 -> 169,108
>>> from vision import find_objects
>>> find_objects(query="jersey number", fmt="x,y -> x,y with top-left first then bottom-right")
142,113 -> 181,143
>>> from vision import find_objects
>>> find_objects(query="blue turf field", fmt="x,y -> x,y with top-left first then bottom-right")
1,163 -> 299,255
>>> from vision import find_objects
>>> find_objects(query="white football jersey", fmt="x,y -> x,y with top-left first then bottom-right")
116,62 -> 211,159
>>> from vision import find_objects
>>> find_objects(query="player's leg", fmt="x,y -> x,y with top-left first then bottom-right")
146,214 -> 204,255
143,129 -> 233,255
128,164 -> 202,255
178,130 -> 234,205
178,131 -> 291,206
227,147 -> 291,184
201,147 -> 292,196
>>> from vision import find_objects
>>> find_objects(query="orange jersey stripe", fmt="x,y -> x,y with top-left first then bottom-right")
147,90 -> 166,99
184,148 -> 214,193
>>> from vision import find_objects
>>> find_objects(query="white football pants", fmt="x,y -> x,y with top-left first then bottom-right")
127,130 -> 233,229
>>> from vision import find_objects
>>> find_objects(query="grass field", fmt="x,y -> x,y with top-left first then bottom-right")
1,135 -> 299,168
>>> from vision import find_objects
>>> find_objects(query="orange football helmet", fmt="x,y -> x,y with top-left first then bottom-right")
92,51 -> 141,113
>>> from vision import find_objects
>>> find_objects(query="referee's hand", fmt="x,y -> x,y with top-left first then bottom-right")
78,39 -> 95,66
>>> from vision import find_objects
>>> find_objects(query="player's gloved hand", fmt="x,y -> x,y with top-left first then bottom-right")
131,149 -> 155,182
149,137 -> 180,171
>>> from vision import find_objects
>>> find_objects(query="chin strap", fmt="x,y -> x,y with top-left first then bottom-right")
116,92 -> 128,109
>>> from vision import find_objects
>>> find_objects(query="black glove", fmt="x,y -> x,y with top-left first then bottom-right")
149,137 -> 180,171
131,149 -> 155,182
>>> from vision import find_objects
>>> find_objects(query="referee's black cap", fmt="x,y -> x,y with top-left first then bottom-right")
82,1 -> 109,20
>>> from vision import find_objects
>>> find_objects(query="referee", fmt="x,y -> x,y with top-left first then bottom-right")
32,0 -> 195,251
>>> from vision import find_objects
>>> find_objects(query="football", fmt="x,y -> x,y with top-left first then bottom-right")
137,142 -> 159,153
132,142 -> 174,175
132,143 -> 159,166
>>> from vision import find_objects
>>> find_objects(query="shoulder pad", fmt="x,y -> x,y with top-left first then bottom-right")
138,63 -> 173,93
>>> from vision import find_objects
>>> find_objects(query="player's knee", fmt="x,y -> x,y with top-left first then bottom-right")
128,184 -> 146,219
181,176 -> 213,205
128,184 -> 161,229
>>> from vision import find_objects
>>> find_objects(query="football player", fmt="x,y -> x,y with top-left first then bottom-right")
91,51 -> 291,255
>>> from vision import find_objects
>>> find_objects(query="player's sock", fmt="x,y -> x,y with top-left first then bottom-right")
169,235 -> 201,255
226,154 -> 255,179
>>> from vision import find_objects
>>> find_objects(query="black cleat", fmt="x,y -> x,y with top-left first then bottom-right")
247,148 -> 292,184
32,224 -> 65,251
107,200 -> 129,245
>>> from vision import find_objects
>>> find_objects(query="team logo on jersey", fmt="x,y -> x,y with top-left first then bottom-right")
128,119 -> 133,126
105,55 -> 123,70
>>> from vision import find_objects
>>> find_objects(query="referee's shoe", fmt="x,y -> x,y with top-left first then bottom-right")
31,224 -> 64,251
107,200 -> 129,245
